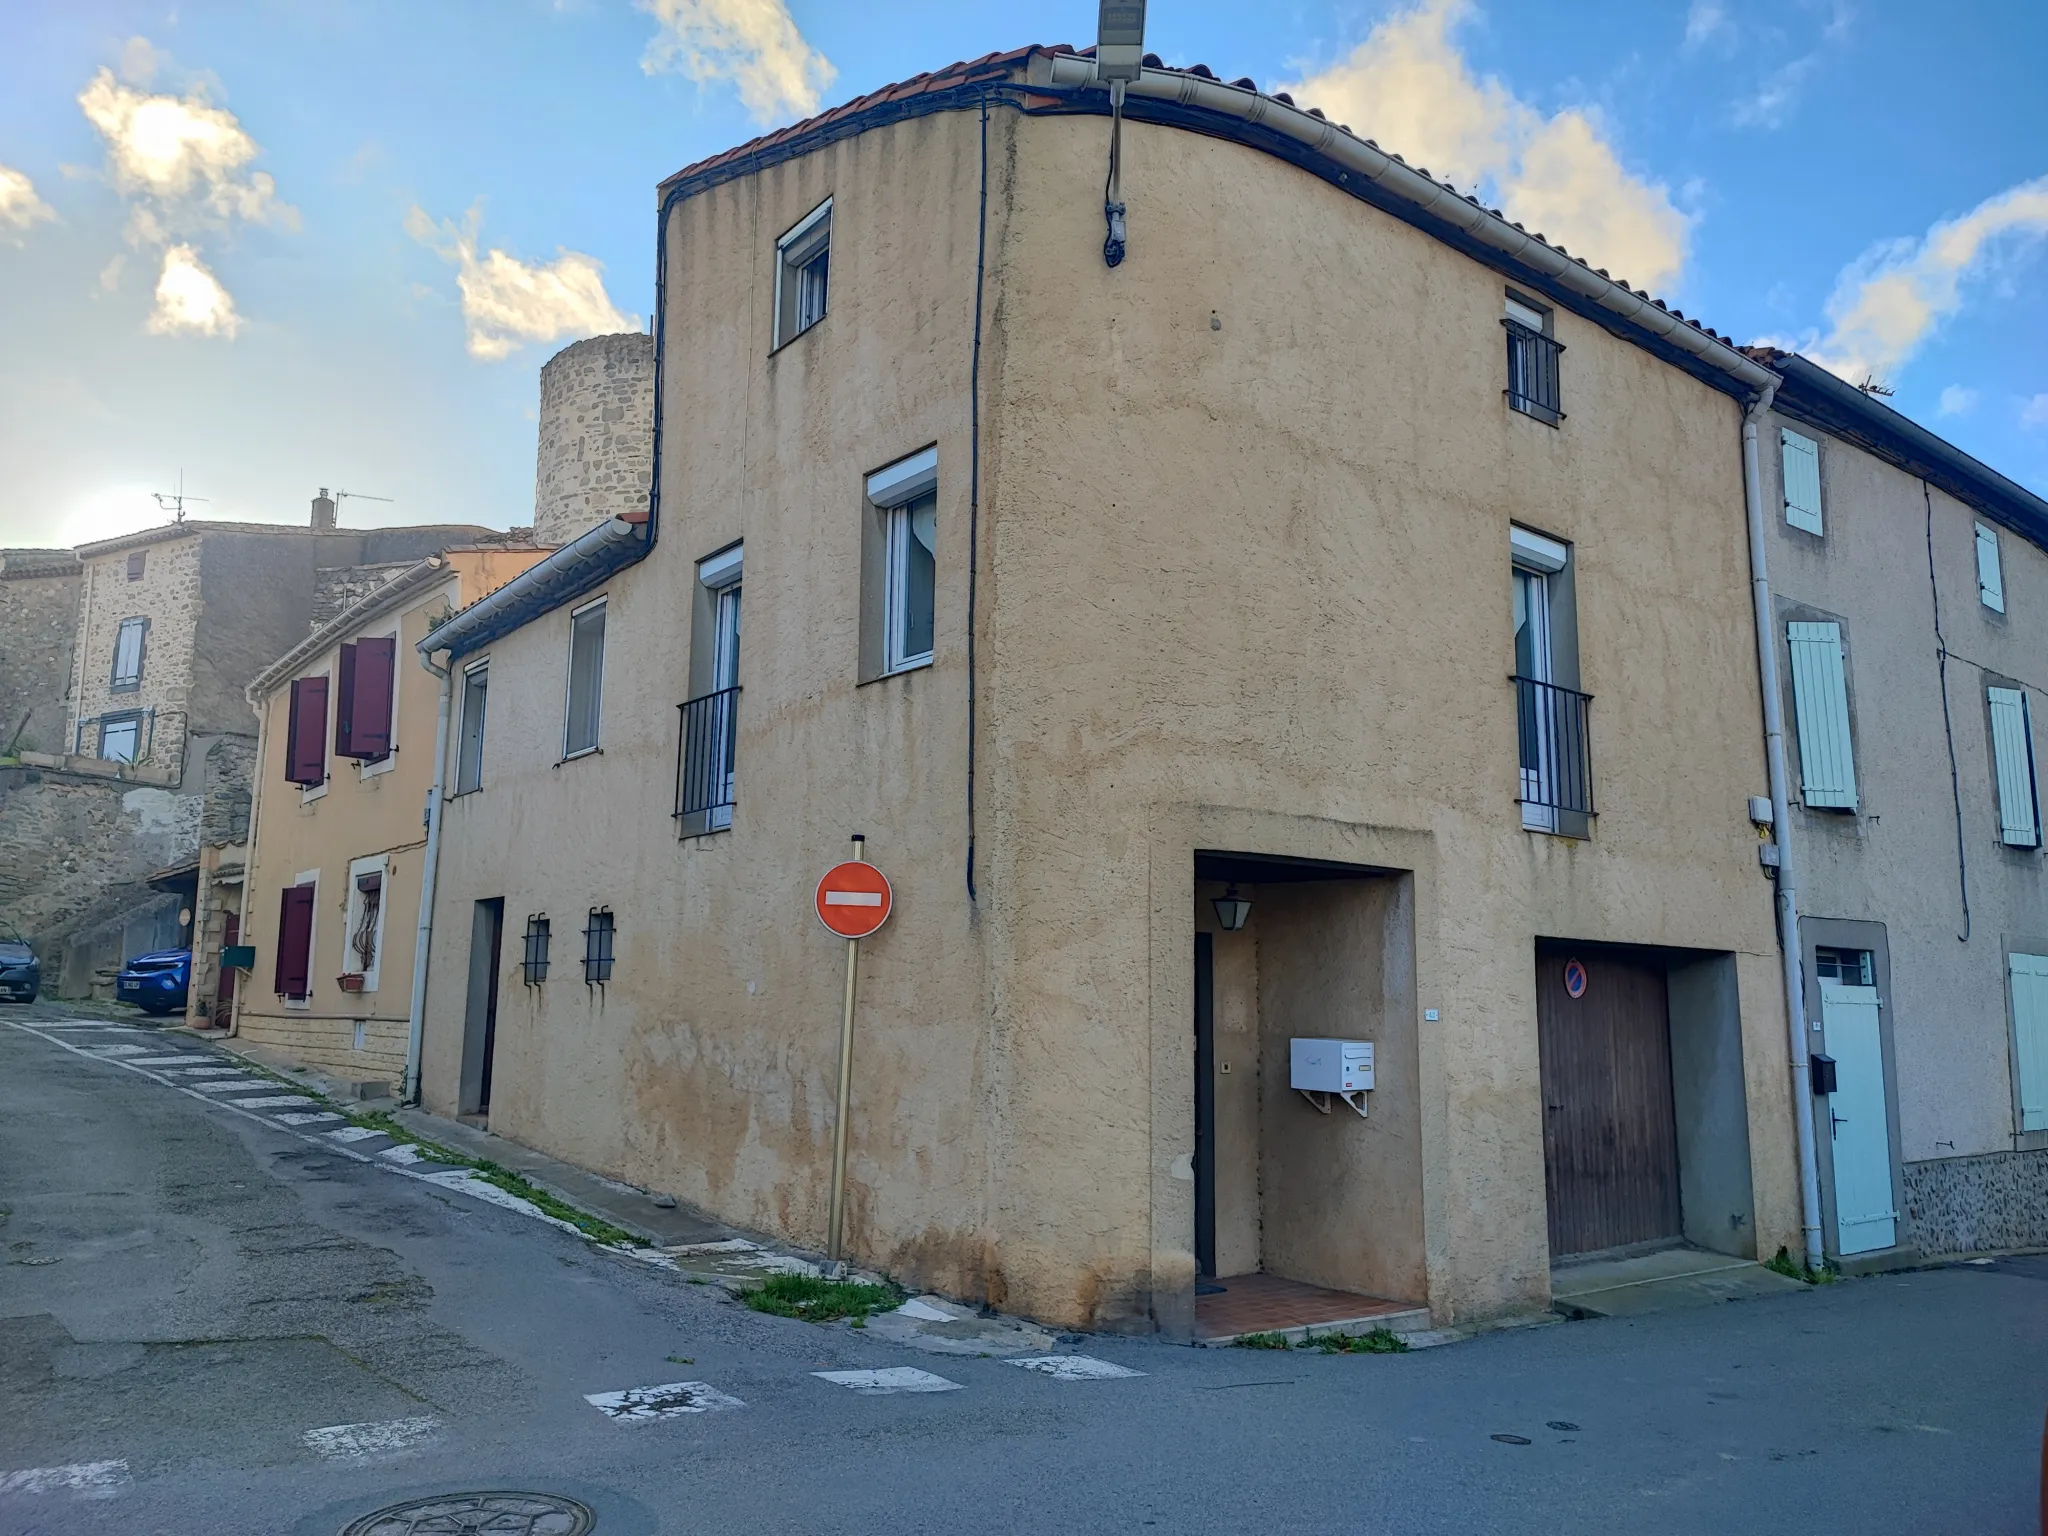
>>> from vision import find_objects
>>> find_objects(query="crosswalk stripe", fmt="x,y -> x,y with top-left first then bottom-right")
813,1367 -> 963,1395
302,1416 -> 439,1460
0,1460 -> 130,1495
274,1111 -> 343,1126
232,1095 -> 320,1109
1007,1355 -> 1144,1380
325,1126 -> 385,1143
125,1056 -> 206,1066
585,1381 -> 745,1420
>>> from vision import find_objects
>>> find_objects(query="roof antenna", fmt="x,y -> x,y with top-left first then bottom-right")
151,469 -> 209,524
1096,1 -> 1146,268
1854,375 -> 1895,398
334,489 -> 395,506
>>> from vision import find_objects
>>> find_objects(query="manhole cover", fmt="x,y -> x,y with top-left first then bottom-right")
340,1491 -> 594,1535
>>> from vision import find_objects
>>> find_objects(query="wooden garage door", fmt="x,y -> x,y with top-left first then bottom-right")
1536,948 -> 1681,1258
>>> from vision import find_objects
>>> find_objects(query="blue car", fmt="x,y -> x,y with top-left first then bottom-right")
116,949 -> 191,1015
0,921 -> 39,1003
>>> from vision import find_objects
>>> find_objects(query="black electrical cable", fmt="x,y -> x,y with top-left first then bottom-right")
966,91 -> 988,902
1926,478 -> 1972,942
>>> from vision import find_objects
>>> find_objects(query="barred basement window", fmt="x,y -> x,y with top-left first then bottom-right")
521,914 -> 551,986
582,908 -> 614,985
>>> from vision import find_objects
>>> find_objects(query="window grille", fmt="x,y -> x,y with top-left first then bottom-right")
522,914 -> 551,985
1504,319 -> 1564,425
350,871 -> 382,972
582,908 -> 614,985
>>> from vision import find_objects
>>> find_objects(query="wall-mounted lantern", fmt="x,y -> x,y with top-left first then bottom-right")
1212,884 -> 1252,932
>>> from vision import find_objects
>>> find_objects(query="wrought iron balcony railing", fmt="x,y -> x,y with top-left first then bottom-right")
1514,675 -> 1595,821
675,685 -> 739,832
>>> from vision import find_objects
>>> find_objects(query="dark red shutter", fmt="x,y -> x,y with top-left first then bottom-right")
274,884 -> 315,998
287,676 -> 328,785
334,643 -> 359,759
350,637 -> 396,760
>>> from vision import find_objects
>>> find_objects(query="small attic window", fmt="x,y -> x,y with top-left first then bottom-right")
773,199 -> 831,349
127,551 -> 146,581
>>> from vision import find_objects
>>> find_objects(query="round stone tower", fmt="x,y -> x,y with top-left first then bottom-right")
533,331 -> 655,547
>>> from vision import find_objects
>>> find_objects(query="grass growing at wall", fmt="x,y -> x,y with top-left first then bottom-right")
1233,1327 -> 1410,1353
1764,1246 -> 1839,1285
1232,1332 -> 1294,1350
744,1273 -> 899,1324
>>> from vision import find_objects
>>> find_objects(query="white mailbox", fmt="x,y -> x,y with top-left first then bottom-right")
1291,1038 -> 1374,1092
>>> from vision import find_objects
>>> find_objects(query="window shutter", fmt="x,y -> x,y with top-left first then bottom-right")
1988,687 -> 2039,847
1976,523 -> 2005,613
2009,953 -> 2048,1133
1787,621 -> 1857,808
346,637 -> 396,759
274,884 -> 316,998
287,676 -> 329,786
1781,428 -> 1823,535
334,643 -> 359,758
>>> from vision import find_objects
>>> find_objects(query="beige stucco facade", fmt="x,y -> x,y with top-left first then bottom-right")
1757,387 -> 2048,1258
419,74 -> 1800,1333
237,549 -> 548,1083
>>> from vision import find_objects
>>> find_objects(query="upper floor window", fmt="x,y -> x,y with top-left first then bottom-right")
564,599 -> 606,759
867,448 -> 937,674
583,907 -> 615,985
1976,522 -> 2006,613
1988,686 -> 2040,848
1786,620 -> 1858,810
521,914 -> 551,986
1781,428 -> 1823,536
110,617 -> 147,691
1503,292 -> 1562,426
335,635 -> 396,762
774,198 -> 831,348
126,551 -> 146,581
97,712 -> 143,764
455,661 -> 488,794
286,675 -> 330,787
1510,525 -> 1590,833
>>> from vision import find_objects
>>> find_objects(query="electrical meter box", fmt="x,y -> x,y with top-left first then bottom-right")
1290,1038 -> 1374,1093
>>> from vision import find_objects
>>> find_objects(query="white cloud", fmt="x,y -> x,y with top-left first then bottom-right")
1799,175 -> 2048,385
1730,2 -> 1851,130
146,244 -> 241,338
1280,0 -> 1690,292
2023,395 -> 2048,432
406,204 -> 637,361
1937,385 -> 1977,418
77,61 -> 295,239
0,163 -> 56,243
637,0 -> 835,125
1684,0 -> 1735,51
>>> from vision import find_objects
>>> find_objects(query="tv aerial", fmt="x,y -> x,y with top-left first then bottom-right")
152,470 -> 209,523
334,489 -> 394,506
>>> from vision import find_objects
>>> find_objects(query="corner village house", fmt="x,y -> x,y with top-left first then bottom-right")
235,47 -> 2048,1339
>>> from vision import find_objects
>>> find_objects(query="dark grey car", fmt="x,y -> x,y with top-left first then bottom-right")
0,922 -> 40,1003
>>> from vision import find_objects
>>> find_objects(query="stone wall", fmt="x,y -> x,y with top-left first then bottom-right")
533,331 -> 654,546
1904,1150 -> 2048,1255
70,536 -> 202,771
0,552 -> 81,757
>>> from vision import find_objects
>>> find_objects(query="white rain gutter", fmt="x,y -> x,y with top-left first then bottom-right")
420,515 -> 640,659
1045,54 -> 1776,394
402,651 -> 452,1105
1743,382 -> 1826,1273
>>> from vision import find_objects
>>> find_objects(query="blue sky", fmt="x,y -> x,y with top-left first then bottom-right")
2,0 -> 2044,548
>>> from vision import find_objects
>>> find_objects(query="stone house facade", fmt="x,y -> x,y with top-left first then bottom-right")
405,48 -> 1809,1339
1745,350 -> 2048,1262
533,331 -> 654,547
0,547 -> 84,759
234,547 -> 549,1083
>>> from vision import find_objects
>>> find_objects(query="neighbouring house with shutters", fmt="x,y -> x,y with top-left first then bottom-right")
400,46 -> 1836,1341
1745,349 -> 2048,1264
232,545 -> 549,1083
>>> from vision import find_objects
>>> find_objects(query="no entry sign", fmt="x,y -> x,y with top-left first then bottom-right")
815,860 -> 892,938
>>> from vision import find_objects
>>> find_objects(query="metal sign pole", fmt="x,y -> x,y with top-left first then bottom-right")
825,834 -> 865,1269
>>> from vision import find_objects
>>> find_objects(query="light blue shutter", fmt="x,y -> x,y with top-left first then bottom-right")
2008,953 -> 2048,1132
1781,428 -> 1823,535
1988,687 -> 2039,846
1976,523 -> 2005,612
1787,621 -> 1857,808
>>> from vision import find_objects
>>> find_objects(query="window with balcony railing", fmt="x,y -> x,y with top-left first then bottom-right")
1514,675 -> 1595,827
675,686 -> 740,835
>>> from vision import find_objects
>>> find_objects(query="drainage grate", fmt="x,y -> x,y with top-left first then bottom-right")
341,1491 -> 594,1534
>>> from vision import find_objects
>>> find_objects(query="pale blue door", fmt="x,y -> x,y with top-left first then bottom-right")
1820,978 -> 1896,1254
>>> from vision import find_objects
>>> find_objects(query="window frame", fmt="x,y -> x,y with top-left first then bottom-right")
562,598 -> 607,761
772,198 -> 832,349
866,447 -> 939,679
1781,427 -> 1824,537
1976,521 -> 2006,614
279,869 -> 320,1008
521,914 -> 551,986
2007,951 -> 2048,1139
1786,618 -> 1859,811
97,710 -> 144,764
582,907 -> 615,986
1987,685 -> 2041,849
455,658 -> 489,795
1502,290 -> 1563,427
110,616 -> 148,692
1511,528 -> 1567,833
342,854 -> 388,990
126,550 -> 146,582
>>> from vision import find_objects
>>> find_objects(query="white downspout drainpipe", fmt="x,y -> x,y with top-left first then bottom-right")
403,650 -> 452,1106
1743,381 -> 1826,1274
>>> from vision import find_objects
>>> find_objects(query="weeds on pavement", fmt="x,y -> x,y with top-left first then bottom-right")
745,1273 -> 898,1324
1764,1246 -> 1838,1285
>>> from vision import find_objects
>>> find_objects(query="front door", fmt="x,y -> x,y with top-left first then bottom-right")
1536,948 -> 1682,1258
1820,977 -> 1896,1254
460,898 -> 504,1116
1193,933 -> 1217,1279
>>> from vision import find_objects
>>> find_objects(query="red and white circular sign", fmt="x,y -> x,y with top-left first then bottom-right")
815,860 -> 892,938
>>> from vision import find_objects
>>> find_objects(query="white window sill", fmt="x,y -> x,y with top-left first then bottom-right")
883,654 -> 934,678
359,752 -> 398,781
282,996 -> 310,1011
299,781 -> 328,805
557,746 -> 602,766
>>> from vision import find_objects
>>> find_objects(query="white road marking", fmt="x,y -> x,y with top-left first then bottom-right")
79,1043 -> 151,1056
585,1381 -> 745,1420
302,1416 -> 440,1460
232,1095 -> 320,1109
325,1126 -> 386,1143
895,1297 -> 958,1322
379,1143 -> 425,1163
189,1079 -> 273,1093
813,1367 -> 963,1395
1008,1355 -> 1144,1381
165,1067 -> 249,1077
274,1111 -> 343,1126
0,1460 -> 130,1496
26,1022 -> 139,1031
124,1055 -> 207,1066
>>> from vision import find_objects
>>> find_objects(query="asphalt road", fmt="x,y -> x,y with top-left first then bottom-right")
2,1003 -> 2042,1536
